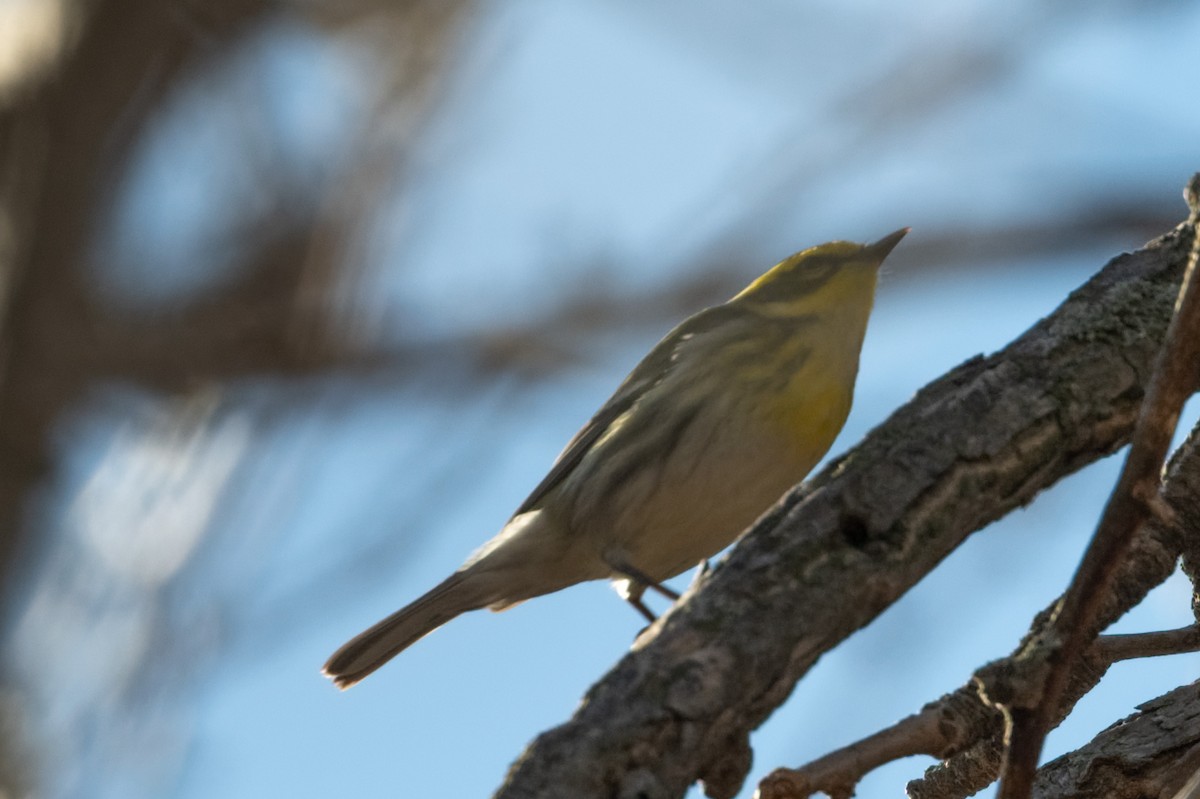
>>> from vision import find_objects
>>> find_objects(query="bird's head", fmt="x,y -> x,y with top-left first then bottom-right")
731,228 -> 908,318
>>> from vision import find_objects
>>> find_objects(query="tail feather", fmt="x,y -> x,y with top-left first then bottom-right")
323,572 -> 488,689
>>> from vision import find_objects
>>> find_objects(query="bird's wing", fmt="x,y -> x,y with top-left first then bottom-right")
512,304 -> 744,516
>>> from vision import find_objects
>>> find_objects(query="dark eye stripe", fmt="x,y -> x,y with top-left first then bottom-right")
751,257 -> 839,303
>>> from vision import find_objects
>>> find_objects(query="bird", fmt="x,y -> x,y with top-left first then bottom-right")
323,229 -> 907,688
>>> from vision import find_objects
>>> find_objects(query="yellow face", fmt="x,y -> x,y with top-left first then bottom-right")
731,241 -> 882,321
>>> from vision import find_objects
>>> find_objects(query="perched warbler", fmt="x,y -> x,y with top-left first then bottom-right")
324,229 -> 907,688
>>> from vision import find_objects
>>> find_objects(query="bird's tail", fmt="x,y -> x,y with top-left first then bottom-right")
323,571 -> 490,689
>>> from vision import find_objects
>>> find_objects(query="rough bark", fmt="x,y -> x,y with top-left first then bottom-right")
1031,683 -> 1200,799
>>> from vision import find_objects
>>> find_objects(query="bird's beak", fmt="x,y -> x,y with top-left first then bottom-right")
867,227 -> 910,258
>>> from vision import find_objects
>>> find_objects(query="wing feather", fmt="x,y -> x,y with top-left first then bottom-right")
512,304 -> 745,515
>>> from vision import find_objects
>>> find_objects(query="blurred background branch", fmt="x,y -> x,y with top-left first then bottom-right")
0,1 -> 475,794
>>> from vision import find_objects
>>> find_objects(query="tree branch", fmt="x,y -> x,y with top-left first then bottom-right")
1092,625 -> 1200,664
1030,682 -> 1200,799
905,419 -> 1200,799
998,174 -> 1200,799
755,625 -> 1200,799
494,186 -> 1198,798
756,414 -> 1200,799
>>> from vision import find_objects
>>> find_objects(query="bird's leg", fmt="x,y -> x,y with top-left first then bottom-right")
628,593 -> 657,624
614,578 -> 659,623
606,554 -> 681,602
646,580 -> 680,601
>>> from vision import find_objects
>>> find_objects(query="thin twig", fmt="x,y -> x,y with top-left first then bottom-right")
756,708 -> 945,799
756,697 -> 976,799
1093,625 -> 1200,665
